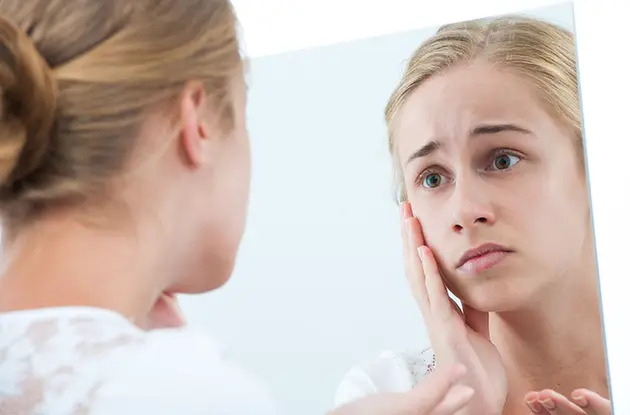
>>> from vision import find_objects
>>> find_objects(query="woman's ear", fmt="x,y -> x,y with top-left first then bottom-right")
178,81 -> 210,168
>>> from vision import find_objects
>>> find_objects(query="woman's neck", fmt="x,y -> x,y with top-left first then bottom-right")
490,267 -> 609,413
0,212 -> 173,326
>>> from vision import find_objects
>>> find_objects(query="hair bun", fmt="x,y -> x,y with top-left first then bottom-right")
0,15 -> 57,190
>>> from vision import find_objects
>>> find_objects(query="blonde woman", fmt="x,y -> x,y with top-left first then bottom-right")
0,1 -> 479,414
335,16 -> 612,415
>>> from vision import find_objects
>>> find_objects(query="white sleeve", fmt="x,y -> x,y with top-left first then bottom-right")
333,351 -> 416,408
90,328 -> 278,415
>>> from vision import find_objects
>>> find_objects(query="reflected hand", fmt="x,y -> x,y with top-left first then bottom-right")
329,364 -> 474,415
401,202 -> 507,415
141,292 -> 186,330
524,389 -> 611,415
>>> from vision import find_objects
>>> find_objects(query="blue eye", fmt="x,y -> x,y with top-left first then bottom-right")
423,172 -> 443,189
490,153 -> 521,171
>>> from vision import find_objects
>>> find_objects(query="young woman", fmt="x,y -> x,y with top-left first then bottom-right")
335,16 -> 612,415
0,1 -> 474,413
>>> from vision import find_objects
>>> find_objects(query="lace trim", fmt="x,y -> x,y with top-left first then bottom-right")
0,309 -> 143,415
400,347 -> 436,384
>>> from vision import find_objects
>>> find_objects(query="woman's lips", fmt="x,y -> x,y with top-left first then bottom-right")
458,250 -> 510,274
456,243 -> 513,275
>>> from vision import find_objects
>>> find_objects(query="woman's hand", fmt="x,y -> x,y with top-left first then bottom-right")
140,292 -> 186,330
401,202 -> 507,415
329,364 -> 474,415
524,389 -> 611,415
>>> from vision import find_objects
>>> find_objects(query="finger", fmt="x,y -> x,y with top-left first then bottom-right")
571,389 -> 612,415
418,245 -> 452,321
405,212 -> 426,248
400,202 -> 425,249
431,384 -> 475,415
407,364 -> 468,410
401,201 -> 413,220
143,293 -> 186,330
399,202 -> 416,240
404,217 -> 430,314
463,303 -> 490,338
400,215 -> 420,297
400,202 -> 409,239
538,389 -> 587,414
525,391 -> 548,414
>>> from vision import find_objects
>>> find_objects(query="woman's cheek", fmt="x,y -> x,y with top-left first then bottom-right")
414,206 -> 442,244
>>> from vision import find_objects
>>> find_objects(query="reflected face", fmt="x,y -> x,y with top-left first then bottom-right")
395,61 -> 592,311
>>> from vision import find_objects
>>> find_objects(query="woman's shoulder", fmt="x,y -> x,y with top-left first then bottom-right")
92,326 -> 277,414
333,346 -> 435,407
0,307 -> 276,415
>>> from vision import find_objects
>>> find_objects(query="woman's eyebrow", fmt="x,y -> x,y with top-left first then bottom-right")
470,123 -> 533,136
406,140 -> 440,165
405,123 -> 533,165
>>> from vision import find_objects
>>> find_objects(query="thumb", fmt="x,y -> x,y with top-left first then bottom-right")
463,304 -> 489,338
572,389 -> 612,415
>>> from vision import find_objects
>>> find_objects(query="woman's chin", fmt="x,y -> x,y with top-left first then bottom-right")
170,253 -> 237,294
455,285 -> 524,313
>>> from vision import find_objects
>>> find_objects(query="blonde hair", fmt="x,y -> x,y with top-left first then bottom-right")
0,0 -> 242,234
385,15 -> 581,202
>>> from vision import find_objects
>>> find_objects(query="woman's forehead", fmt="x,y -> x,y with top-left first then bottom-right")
394,63 -> 553,150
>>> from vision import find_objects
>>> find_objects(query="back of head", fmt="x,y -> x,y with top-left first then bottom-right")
0,0 -> 242,235
385,16 -> 580,202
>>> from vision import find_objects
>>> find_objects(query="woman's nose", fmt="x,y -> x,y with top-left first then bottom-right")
449,180 -> 495,234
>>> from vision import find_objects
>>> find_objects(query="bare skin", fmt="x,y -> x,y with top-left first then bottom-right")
524,388 -> 611,415
402,205 -> 611,415
394,61 -> 609,414
0,70 -> 479,414
330,365 -> 475,415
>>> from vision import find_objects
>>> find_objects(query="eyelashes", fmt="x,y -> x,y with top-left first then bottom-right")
413,149 -> 523,190
416,168 -> 448,189
488,151 -> 521,172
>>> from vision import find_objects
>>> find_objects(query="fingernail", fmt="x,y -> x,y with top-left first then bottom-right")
400,201 -> 410,218
572,394 -> 588,408
540,398 -> 555,409
525,400 -> 542,413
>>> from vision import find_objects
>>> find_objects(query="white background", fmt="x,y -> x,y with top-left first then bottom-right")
179,0 -> 630,414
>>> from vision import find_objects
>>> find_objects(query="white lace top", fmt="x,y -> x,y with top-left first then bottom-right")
333,347 -> 435,407
0,307 -> 277,415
